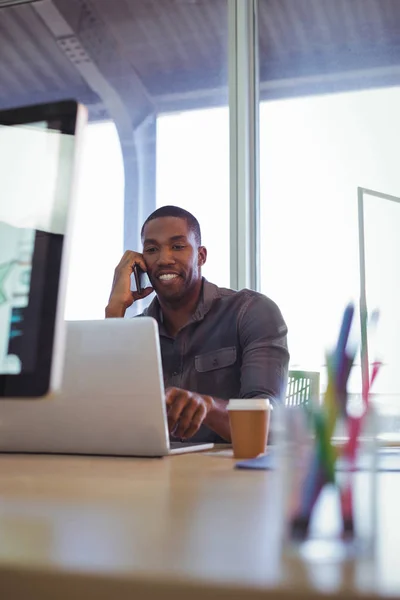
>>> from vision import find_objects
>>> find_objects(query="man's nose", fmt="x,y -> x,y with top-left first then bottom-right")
157,248 -> 175,265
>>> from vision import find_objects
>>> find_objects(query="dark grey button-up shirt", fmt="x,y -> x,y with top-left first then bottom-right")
140,279 -> 289,443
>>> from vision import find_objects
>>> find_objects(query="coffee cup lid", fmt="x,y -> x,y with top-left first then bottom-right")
227,398 -> 271,411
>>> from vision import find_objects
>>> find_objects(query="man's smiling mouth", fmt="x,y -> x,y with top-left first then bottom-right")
158,273 -> 180,281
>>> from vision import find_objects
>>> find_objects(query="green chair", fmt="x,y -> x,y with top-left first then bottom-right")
286,370 -> 320,407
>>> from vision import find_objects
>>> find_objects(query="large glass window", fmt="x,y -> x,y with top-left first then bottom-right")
64,122 -> 124,320
258,0 -> 400,415
0,0 -> 229,319
104,0 -> 230,295
156,107 -> 230,288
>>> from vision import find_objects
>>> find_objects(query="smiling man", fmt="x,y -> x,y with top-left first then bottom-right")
106,205 -> 289,443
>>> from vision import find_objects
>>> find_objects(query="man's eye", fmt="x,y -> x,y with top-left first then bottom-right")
145,247 -> 156,253
173,245 -> 185,250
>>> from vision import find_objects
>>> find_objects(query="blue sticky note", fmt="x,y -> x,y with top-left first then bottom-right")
235,453 -> 275,470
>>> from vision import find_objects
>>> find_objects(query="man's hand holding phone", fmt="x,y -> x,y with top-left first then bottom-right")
106,250 -> 153,318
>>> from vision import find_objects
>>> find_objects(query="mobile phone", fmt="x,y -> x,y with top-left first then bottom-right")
133,264 -> 144,295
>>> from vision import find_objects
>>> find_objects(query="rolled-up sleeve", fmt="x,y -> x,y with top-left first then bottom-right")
238,294 -> 289,403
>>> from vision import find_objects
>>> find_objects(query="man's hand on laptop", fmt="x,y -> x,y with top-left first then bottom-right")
165,387 -> 214,439
106,250 -> 153,317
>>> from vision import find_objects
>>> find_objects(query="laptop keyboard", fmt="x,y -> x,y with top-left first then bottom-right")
170,442 -> 208,449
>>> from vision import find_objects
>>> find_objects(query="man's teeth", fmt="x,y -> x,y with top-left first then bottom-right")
159,274 -> 178,281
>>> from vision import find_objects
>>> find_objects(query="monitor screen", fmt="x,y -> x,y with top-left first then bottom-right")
0,101 -> 86,396
359,187 -> 400,397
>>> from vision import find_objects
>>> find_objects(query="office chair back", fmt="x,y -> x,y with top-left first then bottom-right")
286,370 -> 320,407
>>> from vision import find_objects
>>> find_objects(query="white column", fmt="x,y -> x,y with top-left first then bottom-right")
228,0 -> 260,291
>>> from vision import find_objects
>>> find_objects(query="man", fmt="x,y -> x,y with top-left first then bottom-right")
106,205 -> 289,443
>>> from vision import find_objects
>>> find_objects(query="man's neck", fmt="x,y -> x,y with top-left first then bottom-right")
158,281 -> 203,337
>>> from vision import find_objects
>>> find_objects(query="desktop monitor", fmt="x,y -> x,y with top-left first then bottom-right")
0,100 -> 86,397
358,186 -> 400,396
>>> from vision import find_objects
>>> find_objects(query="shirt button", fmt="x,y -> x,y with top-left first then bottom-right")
173,371 -> 178,376
212,358 -> 218,366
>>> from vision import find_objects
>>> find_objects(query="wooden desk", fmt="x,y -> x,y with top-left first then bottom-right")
0,452 -> 399,599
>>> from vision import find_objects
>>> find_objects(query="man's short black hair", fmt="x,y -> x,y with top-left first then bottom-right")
141,205 -> 202,246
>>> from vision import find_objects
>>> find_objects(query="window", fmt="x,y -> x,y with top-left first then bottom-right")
65,122 -> 124,320
156,107 -> 230,288
0,0 -> 229,317
258,0 -> 400,413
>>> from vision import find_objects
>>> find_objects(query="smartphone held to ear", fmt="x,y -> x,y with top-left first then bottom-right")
131,264 -> 151,295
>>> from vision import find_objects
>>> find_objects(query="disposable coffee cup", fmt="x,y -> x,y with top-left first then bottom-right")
227,398 -> 271,459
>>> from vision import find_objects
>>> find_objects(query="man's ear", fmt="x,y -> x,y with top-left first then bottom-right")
198,246 -> 207,267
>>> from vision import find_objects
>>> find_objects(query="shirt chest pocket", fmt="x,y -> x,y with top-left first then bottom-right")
195,347 -> 237,373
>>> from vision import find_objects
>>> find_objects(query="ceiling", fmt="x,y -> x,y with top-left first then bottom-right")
1,0 -> 400,125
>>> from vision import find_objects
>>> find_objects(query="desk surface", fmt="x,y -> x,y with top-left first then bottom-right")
0,452 -> 399,600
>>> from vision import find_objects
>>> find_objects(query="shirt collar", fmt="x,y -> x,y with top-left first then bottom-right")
192,278 -> 220,322
144,278 -> 221,329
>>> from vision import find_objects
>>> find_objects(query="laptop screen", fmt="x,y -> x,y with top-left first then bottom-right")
0,101 -> 86,395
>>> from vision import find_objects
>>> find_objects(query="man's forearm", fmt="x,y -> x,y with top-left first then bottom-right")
204,397 -> 231,442
105,302 -> 126,318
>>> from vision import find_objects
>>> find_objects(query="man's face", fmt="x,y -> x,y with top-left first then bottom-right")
142,216 -> 207,303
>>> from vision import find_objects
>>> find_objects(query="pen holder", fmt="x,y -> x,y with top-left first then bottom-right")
281,404 -> 378,563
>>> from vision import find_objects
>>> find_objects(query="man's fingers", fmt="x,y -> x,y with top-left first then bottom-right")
165,387 -> 181,406
165,389 -> 209,439
174,400 -> 198,439
181,404 -> 206,440
133,286 -> 154,301
118,250 -> 147,273
167,393 -> 187,432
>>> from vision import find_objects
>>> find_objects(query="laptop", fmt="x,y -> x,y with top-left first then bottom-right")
0,318 -> 214,456
0,100 -> 86,398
